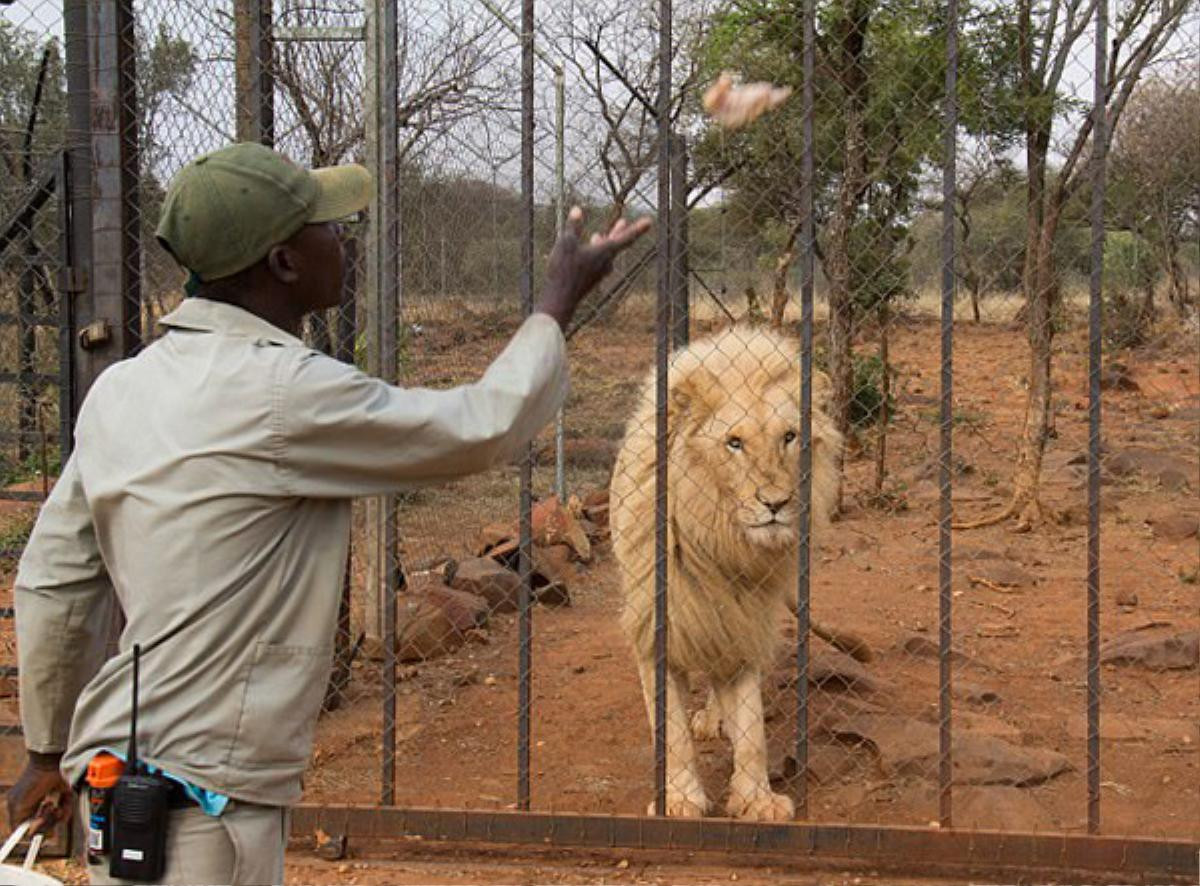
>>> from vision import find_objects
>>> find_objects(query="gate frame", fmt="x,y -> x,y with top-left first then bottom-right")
288,806 -> 1200,883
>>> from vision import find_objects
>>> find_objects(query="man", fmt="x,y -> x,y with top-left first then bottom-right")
6,142 -> 649,884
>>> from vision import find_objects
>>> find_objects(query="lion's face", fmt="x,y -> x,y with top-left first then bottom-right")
685,379 -> 808,551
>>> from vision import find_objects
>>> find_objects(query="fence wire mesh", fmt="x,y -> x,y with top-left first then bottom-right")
0,0 -> 1197,876
0,2 -> 71,759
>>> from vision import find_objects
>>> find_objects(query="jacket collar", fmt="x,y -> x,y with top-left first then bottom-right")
158,297 -> 305,347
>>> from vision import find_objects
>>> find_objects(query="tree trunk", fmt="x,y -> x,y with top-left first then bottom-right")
1162,229 -> 1191,314
873,301 -> 890,496
1140,267 -> 1156,323
744,286 -> 766,325
825,0 -> 871,511
958,51 -> 1055,530
826,235 -> 856,440
769,219 -> 803,328
957,199 -> 982,323
1008,214 -> 1058,529
1005,159 -> 1061,527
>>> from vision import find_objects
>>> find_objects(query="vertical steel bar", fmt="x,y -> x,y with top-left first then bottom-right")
1087,0 -> 1108,837
62,0 -> 92,426
234,0 -> 274,145
653,0 -> 672,817
17,51 -> 49,464
795,0 -> 816,820
324,236 -> 358,713
55,151 -> 76,460
364,0 -> 385,661
517,0 -> 536,812
18,213 -> 37,465
669,133 -> 689,349
938,0 -> 959,831
554,67 -> 568,504
87,0 -> 140,380
377,0 -> 400,807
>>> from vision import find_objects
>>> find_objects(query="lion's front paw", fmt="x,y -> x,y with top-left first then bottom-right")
646,774 -> 710,818
690,706 -> 723,741
726,787 -> 794,822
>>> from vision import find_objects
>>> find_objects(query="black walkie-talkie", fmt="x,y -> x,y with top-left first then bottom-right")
109,644 -> 170,881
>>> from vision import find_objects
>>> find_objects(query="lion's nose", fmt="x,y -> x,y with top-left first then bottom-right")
756,490 -> 792,515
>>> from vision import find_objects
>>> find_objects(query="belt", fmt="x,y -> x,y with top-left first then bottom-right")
165,780 -> 196,810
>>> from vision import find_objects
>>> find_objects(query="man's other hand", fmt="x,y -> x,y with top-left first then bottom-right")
5,752 -> 72,833
538,207 -> 652,330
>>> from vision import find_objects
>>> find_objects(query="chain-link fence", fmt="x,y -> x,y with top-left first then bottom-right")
0,2 -> 73,798
0,0 -> 1197,879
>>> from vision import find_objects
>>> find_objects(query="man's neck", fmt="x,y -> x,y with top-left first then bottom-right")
196,280 -> 305,338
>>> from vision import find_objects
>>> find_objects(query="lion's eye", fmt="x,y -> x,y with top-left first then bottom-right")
726,437 -> 743,452
784,430 -> 797,445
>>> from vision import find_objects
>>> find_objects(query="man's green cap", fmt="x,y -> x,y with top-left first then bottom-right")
156,142 -> 372,282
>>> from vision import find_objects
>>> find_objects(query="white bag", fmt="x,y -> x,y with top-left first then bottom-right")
0,820 -> 63,886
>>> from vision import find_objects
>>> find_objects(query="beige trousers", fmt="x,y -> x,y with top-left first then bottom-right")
80,792 -> 287,886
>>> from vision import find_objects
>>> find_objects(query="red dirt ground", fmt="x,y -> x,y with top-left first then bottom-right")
5,301 -> 1198,884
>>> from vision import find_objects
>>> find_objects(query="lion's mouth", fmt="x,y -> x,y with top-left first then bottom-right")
744,518 -> 797,544
746,513 -> 795,529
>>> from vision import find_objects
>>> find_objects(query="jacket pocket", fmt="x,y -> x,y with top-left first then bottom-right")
231,641 -> 332,768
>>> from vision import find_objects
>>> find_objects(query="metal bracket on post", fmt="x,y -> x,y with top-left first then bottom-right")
78,319 -> 113,351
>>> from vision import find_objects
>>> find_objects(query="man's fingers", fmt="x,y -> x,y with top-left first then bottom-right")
567,205 -> 584,238
610,216 -> 652,248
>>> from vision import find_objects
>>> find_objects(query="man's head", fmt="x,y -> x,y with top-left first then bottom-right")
156,143 -> 371,315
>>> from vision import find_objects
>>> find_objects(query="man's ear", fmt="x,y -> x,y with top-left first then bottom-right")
266,244 -> 301,284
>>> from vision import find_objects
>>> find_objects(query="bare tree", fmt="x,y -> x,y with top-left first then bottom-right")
823,0 -> 872,450
1108,65 -> 1200,317
271,0 -> 510,167
553,2 -> 706,220
954,144 -> 1019,324
958,0 -> 1190,531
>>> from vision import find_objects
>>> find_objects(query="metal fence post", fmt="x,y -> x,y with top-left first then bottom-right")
553,65 -> 567,504
937,0 -> 959,831
517,0 -> 536,813
669,132 -> 688,349
62,0 -> 92,431
1086,0 -> 1109,837
234,0 -> 275,146
653,0 -> 672,818
84,0 -> 140,392
795,0 -> 816,821
365,0 -> 400,806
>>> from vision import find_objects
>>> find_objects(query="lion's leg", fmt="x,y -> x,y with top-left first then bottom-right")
715,669 -> 795,822
635,656 -> 710,817
690,685 -> 724,740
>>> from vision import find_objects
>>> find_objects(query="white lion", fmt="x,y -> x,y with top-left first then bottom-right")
610,326 -> 841,821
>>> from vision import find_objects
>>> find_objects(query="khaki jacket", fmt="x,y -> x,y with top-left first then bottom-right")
15,298 -> 567,805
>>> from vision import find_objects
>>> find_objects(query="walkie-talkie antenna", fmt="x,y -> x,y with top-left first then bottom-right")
128,643 -> 140,773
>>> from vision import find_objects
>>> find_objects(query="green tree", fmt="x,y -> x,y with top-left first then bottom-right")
0,22 -> 66,189
696,0 -> 1020,500
961,0 -> 1190,530
1108,67 -> 1199,319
